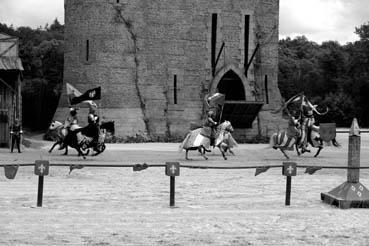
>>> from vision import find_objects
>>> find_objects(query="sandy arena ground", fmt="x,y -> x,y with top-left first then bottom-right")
1,133 -> 369,245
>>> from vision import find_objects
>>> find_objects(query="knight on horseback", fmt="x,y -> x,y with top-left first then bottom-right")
270,93 -> 339,159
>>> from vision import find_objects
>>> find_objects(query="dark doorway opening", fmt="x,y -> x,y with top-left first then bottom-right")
216,70 -> 263,130
217,70 -> 245,100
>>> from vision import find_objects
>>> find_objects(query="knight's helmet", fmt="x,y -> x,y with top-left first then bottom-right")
205,93 -> 225,122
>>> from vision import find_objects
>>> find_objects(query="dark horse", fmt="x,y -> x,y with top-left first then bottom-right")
48,121 -> 88,158
48,120 -> 114,157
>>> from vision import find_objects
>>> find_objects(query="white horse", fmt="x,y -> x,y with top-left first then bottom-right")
179,121 -> 237,160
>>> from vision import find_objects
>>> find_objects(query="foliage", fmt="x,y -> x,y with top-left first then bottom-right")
0,19 -> 64,130
279,22 -> 369,126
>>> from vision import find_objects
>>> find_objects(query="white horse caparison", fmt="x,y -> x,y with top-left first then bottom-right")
179,121 -> 236,160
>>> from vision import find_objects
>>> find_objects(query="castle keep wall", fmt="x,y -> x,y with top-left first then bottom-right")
55,0 -> 285,141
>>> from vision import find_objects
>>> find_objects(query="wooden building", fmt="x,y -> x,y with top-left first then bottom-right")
0,33 -> 23,147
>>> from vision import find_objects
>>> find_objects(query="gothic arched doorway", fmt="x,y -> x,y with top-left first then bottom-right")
217,70 -> 245,100
215,70 -> 263,129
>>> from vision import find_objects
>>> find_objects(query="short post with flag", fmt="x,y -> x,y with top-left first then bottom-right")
282,162 -> 297,206
34,160 -> 49,207
165,162 -> 180,207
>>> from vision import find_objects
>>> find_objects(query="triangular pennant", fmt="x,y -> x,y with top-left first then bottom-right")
69,165 -> 84,174
305,166 -> 322,175
255,166 -> 270,176
4,165 -> 19,179
133,163 -> 148,172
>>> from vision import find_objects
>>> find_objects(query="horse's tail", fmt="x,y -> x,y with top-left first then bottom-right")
179,132 -> 191,152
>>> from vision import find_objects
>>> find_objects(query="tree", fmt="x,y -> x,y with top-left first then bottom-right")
355,22 -> 369,41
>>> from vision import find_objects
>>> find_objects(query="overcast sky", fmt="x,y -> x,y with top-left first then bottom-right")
0,0 -> 368,44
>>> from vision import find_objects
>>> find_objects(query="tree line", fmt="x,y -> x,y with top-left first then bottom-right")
1,20 -> 369,129
279,22 -> 369,127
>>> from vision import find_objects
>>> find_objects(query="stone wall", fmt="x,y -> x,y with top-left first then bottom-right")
54,0 -> 285,142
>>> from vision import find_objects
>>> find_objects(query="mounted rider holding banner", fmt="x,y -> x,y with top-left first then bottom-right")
64,83 -> 102,150
203,92 -> 225,146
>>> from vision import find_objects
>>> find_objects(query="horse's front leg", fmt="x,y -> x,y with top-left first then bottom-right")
314,147 -> 323,157
185,150 -> 191,160
63,145 -> 68,155
76,148 -> 86,159
218,146 -> 227,160
280,148 -> 290,159
218,144 -> 228,160
200,147 -> 208,160
49,141 -> 59,153
295,144 -> 301,156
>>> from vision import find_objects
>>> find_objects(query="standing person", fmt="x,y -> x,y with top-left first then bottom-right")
10,118 -> 23,153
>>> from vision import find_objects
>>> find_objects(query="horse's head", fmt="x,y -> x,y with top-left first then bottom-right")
219,121 -> 234,133
49,120 -> 63,130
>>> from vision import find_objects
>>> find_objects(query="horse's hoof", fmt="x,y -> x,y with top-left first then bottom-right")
223,157 -> 227,160
48,151 -> 51,153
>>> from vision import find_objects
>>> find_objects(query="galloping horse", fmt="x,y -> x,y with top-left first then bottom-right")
269,124 -> 339,159
48,121 -> 89,158
179,121 -> 236,160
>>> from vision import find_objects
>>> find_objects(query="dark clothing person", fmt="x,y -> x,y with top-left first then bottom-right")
10,120 -> 22,153
75,114 -> 100,149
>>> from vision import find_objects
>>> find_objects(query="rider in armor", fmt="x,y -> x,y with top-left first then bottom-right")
65,107 -> 78,130
300,104 -> 315,153
203,110 -> 218,146
286,109 -> 301,138
78,113 -> 100,150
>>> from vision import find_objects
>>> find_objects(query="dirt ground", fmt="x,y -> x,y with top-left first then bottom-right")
1,133 -> 369,245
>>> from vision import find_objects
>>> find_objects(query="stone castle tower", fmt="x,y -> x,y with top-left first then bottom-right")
54,0 -> 284,141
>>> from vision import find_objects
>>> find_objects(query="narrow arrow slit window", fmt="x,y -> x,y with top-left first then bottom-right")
173,75 -> 177,104
85,39 -> 89,62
